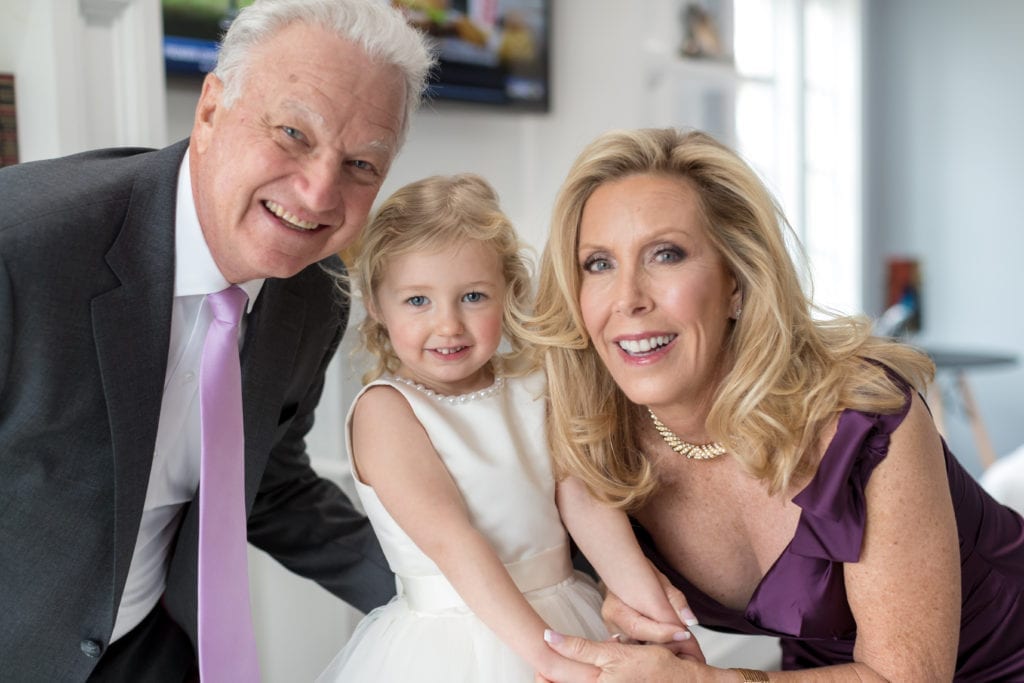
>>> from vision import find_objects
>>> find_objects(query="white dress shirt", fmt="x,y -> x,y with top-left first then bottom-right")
110,150 -> 265,641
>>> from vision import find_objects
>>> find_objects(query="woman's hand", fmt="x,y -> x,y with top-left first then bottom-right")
534,629 -> 711,683
602,587 -> 706,663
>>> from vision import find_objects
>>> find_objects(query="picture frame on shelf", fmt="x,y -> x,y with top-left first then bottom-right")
679,1 -> 732,63
879,256 -> 923,337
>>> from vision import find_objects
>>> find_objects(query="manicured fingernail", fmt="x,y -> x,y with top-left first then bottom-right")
672,630 -> 692,641
544,629 -> 565,645
608,633 -> 623,642
679,608 -> 699,626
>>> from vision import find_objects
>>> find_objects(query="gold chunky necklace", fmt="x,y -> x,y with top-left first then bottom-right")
647,408 -> 727,460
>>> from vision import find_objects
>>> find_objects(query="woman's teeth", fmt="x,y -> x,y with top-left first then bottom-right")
618,335 -> 674,355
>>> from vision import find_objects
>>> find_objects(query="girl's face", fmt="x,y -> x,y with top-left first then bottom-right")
372,240 -> 507,395
577,173 -> 739,417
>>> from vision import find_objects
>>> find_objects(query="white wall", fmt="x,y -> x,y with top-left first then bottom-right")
0,0 -> 166,160
864,0 -> 1024,475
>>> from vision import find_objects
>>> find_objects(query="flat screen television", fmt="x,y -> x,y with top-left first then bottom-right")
162,0 -> 551,112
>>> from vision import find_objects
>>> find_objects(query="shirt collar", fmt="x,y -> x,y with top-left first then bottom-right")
174,149 -> 264,312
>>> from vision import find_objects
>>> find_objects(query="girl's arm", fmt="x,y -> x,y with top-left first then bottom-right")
556,476 -> 692,631
351,386 -> 598,682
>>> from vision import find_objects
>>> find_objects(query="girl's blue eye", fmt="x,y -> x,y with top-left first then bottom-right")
407,295 -> 428,307
463,292 -> 485,303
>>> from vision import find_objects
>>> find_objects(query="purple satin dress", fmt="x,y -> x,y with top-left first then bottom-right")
636,382 -> 1024,680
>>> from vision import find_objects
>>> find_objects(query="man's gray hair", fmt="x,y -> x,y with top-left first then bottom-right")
214,0 -> 434,147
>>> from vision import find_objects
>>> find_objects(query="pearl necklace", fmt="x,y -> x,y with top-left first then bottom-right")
647,408 -> 727,460
390,375 -> 505,405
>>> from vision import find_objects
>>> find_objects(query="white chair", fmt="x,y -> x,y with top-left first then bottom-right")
980,444 -> 1024,515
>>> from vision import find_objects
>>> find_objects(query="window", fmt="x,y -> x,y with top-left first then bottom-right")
734,0 -> 864,316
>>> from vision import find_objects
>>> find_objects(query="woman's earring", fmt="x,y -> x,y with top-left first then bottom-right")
732,306 -> 742,320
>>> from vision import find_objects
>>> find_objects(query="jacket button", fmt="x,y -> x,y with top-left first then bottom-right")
80,639 -> 103,658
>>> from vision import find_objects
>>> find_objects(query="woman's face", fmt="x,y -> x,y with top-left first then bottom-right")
577,173 -> 739,415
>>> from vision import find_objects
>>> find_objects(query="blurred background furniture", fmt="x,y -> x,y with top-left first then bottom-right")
923,347 -> 1017,470
981,443 -> 1024,515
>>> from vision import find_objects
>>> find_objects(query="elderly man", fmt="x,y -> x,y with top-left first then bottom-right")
0,1 -> 432,680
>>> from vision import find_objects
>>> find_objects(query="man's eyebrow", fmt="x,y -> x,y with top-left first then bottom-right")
280,100 -> 325,127
277,101 -> 395,159
365,139 -> 394,156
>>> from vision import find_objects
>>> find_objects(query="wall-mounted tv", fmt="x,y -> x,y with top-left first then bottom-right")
162,0 -> 551,113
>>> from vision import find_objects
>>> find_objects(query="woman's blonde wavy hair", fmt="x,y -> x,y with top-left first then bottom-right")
529,128 -> 934,508
352,173 -> 533,384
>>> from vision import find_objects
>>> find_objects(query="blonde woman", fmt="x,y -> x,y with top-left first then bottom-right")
531,128 -> 1024,681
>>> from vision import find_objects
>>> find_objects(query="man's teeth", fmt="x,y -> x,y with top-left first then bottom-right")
436,346 -> 466,355
265,200 -> 319,230
618,335 -> 674,354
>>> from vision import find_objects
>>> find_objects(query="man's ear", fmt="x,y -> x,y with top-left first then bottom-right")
191,73 -> 224,154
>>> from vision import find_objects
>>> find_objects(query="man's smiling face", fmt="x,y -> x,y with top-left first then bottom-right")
189,21 -> 407,283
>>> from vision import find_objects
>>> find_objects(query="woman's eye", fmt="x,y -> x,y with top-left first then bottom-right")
406,295 -> 428,307
653,246 -> 685,263
582,256 -> 611,273
462,291 -> 486,303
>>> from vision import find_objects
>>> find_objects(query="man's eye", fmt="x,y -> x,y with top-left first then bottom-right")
407,295 -> 428,307
349,159 -> 378,174
281,126 -> 306,142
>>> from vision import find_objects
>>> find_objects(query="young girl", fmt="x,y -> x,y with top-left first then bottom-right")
317,174 -> 695,682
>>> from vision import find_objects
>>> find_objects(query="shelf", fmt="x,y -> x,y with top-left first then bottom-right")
655,55 -> 740,85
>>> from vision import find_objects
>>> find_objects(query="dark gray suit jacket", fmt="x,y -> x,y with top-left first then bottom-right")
0,140 -> 395,681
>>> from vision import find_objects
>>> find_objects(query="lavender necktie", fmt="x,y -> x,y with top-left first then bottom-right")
198,285 -> 260,681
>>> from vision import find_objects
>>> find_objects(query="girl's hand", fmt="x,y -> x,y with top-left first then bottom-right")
535,629 -> 709,683
656,565 -> 702,637
602,589 -> 706,663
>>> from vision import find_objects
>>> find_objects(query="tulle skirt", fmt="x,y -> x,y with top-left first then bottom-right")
316,571 -> 607,682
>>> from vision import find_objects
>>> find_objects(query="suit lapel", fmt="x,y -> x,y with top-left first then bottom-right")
91,142 -> 185,605
240,279 -> 306,505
